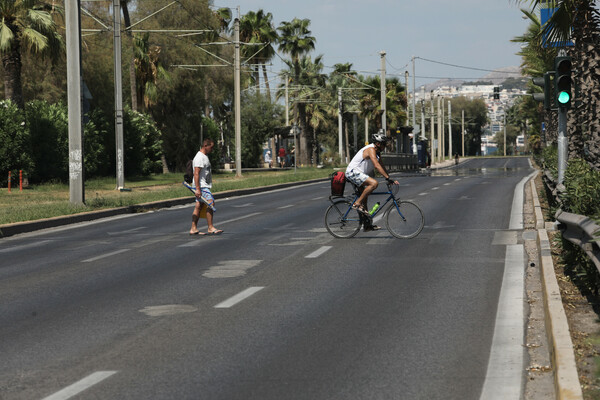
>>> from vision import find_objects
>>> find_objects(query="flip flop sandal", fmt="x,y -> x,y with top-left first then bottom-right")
207,229 -> 223,235
351,203 -> 369,216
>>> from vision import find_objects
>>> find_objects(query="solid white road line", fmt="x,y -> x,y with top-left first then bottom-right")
0,240 -> 53,253
41,371 -> 117,400
479,244 -> 525,400
214,286 -> 265,308
305,246 -> 332,259
81,249 -> 130,263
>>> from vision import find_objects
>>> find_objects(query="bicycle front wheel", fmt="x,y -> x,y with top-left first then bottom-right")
385,200 -> 424,239
324,200 -> 362,238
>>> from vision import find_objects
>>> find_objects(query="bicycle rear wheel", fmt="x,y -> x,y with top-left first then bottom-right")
385,200 -> 424,239
324,200 -> 362,238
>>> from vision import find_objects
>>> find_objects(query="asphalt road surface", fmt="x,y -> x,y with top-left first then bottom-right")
0,157 -> 534,400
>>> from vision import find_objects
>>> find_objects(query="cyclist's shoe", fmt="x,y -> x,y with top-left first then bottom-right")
352,203 -> 369,216
364,224 -> 381,232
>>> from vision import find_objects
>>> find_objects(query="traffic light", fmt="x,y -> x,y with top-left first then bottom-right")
554,56 -> 572,109
532,72 -> 553,111
493,86 -> 500,100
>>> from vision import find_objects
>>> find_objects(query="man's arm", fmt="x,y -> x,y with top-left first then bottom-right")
194,166 -> 202,196
364,147 -> 399,184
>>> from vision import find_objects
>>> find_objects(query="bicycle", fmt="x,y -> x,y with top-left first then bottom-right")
324,181 -> 424,239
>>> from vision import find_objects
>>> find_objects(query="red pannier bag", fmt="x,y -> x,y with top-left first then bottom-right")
330,171 -> 346,197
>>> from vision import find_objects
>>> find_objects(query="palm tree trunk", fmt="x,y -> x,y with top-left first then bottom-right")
2,39 -> 24,109
262,65 -> 271,102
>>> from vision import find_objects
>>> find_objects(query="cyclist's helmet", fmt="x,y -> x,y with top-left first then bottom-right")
371,130 -> 389,144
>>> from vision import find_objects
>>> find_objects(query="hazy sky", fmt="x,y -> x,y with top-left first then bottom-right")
213,0 -> 532,89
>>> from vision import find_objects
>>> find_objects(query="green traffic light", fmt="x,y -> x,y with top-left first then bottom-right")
557,91 -> 571,104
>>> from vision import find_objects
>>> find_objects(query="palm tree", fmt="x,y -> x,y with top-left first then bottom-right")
277,18 -> 316,165
0,0 -> 63,108
516,0 -> 600,167
133,33 -> 170,111
239,10 -> 278,99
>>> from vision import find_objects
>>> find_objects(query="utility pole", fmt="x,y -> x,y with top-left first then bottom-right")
113,0 -> 125,190
437,96 -> 442,164
420,99 -> 425,143
405,71 -> 409,124
461,109 -> 465,157
234,18 -> 241,177
338,88 -> 343,162
66,0 -> 84,205
412,56 -> 416,132
448,100 -> 452,158
430,91 -> 434,162
380,51 -> 386,135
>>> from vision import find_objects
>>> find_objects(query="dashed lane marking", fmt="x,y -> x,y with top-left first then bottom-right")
41,371 -> 118,400
81,249 -> 130,263
214,286 -> 265,308
305,246 -> 332,258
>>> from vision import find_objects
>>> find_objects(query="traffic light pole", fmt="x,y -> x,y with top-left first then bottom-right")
557,107 -> 568,185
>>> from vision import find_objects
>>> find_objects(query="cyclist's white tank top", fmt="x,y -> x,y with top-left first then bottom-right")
346,144 -> 377,175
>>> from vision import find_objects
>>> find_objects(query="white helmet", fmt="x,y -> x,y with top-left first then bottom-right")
371,130 -> 389,143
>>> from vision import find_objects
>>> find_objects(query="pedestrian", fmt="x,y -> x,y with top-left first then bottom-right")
278,147 -> 286,167
189,138 -> 223,235
264,150 -> 272,168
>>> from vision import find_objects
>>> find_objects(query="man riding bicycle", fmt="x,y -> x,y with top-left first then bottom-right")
345,130 -> 399,231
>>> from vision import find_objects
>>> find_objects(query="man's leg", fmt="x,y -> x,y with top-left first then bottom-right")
354,177 -> 378,207
190,202 -> 201,234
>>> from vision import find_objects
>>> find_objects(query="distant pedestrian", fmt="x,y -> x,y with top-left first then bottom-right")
189,138 -> 223,235
278,147 -> 286,167
264,150 -> 272,168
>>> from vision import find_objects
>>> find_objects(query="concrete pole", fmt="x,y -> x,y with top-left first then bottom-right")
113,0 -> 125,190
234,18 -> 242,177
437,96 -> 442,164
405,71 -> 409,125
441,99 -> 445,161
365,116 -> 369,145
380,51 -> 386,135
448,100 -> 452,158
430,92 -> 434,161
503,113 -> 507,157
338,88 -> 343,162
462,109 -> 465,157
66,0 -> 84,204
412,56 -> 416,132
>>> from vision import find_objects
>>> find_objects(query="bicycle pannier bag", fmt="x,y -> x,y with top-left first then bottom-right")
330,171 -> 346,197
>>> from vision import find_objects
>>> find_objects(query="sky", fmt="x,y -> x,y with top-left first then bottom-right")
212,0 -> 533,91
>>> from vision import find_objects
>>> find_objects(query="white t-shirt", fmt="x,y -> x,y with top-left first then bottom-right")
192,151 -> 212,188
346,144 -> 378,176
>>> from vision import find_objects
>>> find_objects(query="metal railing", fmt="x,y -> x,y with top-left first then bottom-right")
381,153 -> 418,172
544,170 -> 600,273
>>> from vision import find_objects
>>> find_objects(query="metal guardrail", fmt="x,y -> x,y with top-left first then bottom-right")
544,170 -> 600,272
555,209 -> 600,273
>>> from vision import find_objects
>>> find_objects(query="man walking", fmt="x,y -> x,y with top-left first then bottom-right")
189,138 -> 223,235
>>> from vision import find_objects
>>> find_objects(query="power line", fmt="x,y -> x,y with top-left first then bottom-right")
415,57 -> 521,75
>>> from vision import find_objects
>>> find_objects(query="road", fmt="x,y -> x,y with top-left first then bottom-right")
0,157 -> 534,400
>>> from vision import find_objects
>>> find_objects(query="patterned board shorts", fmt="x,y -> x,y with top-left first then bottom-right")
182,182 -> 216,211
345,169 -> 369,187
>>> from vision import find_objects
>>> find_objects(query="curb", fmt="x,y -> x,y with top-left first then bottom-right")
0,178 -> 328,239
531,178 -> 583,400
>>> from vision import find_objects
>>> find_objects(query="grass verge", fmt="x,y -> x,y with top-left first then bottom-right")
0,168 -> 335,225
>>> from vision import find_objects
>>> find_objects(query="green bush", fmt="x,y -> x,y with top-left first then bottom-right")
0,100 -> 34,186
562,158 -> 600,218
122,108 -> 164,177
26,100 -> 69,183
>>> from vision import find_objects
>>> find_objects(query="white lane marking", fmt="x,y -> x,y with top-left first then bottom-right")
41,371 -> 118,400
214,286 -> 265,308
431,187 -> 440,190
81,249 -> 130,263
232,203 -> 254,208
277,204 -> 295,209
418,192 -> 428,196
0,240 -> 53,253
311,196 -> 325,201
479,244 -> 525,400
107,227 -> 146,235
305,246 -> 332,258
443,183 -> 452,186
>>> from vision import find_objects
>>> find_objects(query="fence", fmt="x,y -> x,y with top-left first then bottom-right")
381,153 -> 418,172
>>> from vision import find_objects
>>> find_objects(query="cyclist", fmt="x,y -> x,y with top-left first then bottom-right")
345,130 -> 399,230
